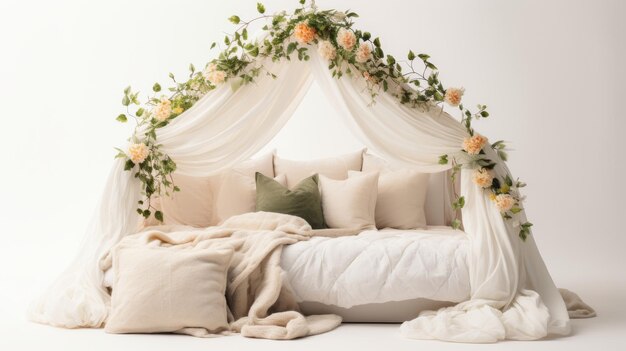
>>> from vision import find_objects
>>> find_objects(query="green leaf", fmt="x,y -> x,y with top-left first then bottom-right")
210,42 -> 216,49
228,15 -> 240,24
142,209 -> 151,218
154,210 -> 164,222
121,95 -> 130,106
438,154 -> 449,165
511,207 -> 523,214
242,28 -> 248,40
168,72 -> 175,80
123,86 -> 131,95
136,107 -> 144,117
386,54 -> 396,65
300,0 -> 305,4
417,53 -> 430,61
497,150 -> 508,161
189,63 -> 195,73
124,159 -> 135,171
152,82 -> 161,92
481,111 -> 489,117
504,175 -> 513,186
116,114 -> 127,123
451,219 -> 462,230
408,50 -> 416,60
248,46 -> 259,57
362,32 -> 371,41
287,42 -> 298,55
373,37 -> 381,47
257,2 -> 265,14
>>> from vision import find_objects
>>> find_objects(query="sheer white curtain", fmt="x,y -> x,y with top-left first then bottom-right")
29,47 -> 569,342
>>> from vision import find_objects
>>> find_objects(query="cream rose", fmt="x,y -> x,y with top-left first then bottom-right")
317,40 -> 336,61
153,97 -> 172,121
128,143 -> 149,164
444,87 -> 465,107
294,22 -> 316,44
463,134 -> 488,155
337,28 -> 356,51
473,168 -> 494,188
202,63 -> 226,85
494,194 -> 515,213
355,42 -> 372,63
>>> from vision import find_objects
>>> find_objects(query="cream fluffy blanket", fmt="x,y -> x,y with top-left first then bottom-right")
100,212 -> 342,339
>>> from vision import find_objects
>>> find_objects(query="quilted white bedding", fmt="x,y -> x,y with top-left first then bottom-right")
103,226 -> 471,309
281,226 -> 470,308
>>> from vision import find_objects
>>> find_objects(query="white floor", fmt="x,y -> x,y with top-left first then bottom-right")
1,274 -> 625,351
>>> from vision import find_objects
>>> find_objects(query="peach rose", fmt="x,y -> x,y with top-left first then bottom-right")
337,28 -> 356,51
294,22 -> 316,44
128,143 -> 149,164
363,71 -> 378,84
355,42 -> 372,63
153,97 -> 172,122
444,87 -> 465,107
494,194 -> 515,213
473,168 -> 493,188
463,134 -> 488,155
317,40 -> 336,61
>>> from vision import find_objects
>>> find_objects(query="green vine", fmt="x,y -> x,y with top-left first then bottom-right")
114,0 -> 532,240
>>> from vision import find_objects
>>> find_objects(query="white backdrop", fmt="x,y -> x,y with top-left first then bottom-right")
0,0 -> 624,341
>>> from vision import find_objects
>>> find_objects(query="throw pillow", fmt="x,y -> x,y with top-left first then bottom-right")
319,172 -> 379,229
273,149 -> 365,188
349,170 -> 429,229
215,171 -> 286,223
105,246 -> 232,335
255,172 -> 326,229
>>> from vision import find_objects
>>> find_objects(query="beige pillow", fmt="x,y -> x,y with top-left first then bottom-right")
215,171 -> 286,223
105,246 -> 232,335
319,172 -> 378,229
160,173 -> 219,227
274,149 -> 365,188
350,170 -> 429,229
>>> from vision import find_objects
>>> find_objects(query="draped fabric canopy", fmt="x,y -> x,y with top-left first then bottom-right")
28,50 -> 570,342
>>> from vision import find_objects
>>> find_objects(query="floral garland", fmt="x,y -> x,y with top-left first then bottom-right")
115,0 -> 532,240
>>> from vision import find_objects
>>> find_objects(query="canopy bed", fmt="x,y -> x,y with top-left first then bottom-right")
28,0 -> 594,343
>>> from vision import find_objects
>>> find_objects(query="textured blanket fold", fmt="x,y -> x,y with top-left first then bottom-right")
100,211 -> 342,339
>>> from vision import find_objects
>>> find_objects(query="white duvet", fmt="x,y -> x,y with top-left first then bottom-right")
281,226 -> 470,308
104,226 -> 471,308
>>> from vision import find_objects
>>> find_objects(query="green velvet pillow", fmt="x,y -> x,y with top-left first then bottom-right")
255,172 -> 326,229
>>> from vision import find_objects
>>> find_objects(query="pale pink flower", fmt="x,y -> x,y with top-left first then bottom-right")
128,143 -> 149,164
337,28 -> 357,51
494,194 -> 515,213
444,87 -> 465,107
472,168 -> 494,188
463,134 -> 488,155
355,42 -> 372,63
317,40 -> 337,61
294,22 -> 316,44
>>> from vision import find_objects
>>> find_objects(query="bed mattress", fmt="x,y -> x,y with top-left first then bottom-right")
103,226 -> 471,311
281,226 -> 470,308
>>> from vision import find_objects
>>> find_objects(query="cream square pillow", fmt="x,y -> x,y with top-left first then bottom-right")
105,246 -> 232,335
274,149 -> 365,188
215,171 -> 286,223
350,170 -> 429,229
159,173 -> 220,227
319,172 -> 378,229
